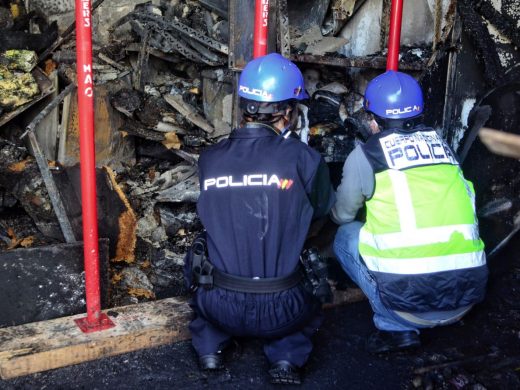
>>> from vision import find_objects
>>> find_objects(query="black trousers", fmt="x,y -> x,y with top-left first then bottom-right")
189,286 -> 322,367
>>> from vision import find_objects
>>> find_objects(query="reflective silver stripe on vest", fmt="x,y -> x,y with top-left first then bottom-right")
388,169 -> 417,232
363,250 -> 486,274
393,305 -> 472,326
359,224 -> 481,250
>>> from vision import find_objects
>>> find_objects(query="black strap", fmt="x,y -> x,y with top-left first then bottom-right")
212,267 -> 302,293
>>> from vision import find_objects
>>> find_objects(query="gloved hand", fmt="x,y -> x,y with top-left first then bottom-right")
341,108 -> 373,142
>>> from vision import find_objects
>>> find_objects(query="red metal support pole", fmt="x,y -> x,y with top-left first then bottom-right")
386,0 -> 404,71
73,0 -> 114,333
253,0 -> 269,58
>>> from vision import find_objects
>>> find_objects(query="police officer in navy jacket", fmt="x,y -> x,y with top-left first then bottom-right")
188,53 -> 335,385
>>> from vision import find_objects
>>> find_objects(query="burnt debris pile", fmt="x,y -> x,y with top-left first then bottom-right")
0,0 -> 235,312
0,0 -> 519,388
0,0 -> 367,312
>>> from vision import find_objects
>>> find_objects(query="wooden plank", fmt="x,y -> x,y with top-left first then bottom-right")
0,297 -> 192,380
34,70 -> 60,161
479,127 -> 520,159
0,287 -> 364,379
58,83 -> 135,169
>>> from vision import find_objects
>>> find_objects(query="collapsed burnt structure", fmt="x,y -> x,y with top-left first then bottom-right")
0,0 -> 519,387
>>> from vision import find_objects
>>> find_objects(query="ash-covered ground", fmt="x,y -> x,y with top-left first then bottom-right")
2,241 -> 520,390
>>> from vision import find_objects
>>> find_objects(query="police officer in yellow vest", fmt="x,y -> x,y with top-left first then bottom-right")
332,70 -> 488,353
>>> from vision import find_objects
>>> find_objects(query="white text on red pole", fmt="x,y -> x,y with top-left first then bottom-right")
262,0 -> 269,27
83,64 -> 93,97
82,0 -> 91,27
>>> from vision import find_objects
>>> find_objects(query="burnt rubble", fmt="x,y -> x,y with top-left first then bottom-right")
0,0 -> 518,360
0,0 -> 517,306
0,0 -> 366,313
0,0 -> 519,388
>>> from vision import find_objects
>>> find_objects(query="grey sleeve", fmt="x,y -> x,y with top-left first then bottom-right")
330,145 -> 375,225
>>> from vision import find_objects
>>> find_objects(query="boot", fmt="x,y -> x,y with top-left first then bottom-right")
268,360 -> 301,385
199,353 -> 224,370
367,330 -> 420,354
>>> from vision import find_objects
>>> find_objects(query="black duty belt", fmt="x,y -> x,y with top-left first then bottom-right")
212,267 -> 303,293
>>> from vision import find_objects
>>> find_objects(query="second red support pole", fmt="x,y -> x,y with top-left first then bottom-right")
386,0 -> 404,71
253,0 -> 269,58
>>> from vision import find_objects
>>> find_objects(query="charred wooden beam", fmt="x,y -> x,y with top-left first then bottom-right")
475,0 -> 520,48
54,166 -> 138,263
134,29 -> 150,92
458,0 -> 504,85
0,140 -> 63,239
26,131 -> 76,243
163,94 -> 215,134
291,54 -> 426,70
125,44 -> 182,63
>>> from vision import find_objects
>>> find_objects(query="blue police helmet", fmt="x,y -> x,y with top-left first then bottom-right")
238,53 -> 309,103
363,70 -> 424,120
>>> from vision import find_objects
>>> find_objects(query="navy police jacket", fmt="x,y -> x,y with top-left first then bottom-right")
197,124 -> 335,279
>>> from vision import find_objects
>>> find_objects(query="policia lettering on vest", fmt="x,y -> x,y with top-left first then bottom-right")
331,70 -> 488,354
380,131 -> 458,169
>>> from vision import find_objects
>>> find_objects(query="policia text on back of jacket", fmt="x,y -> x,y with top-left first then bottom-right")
184,53 -> 335,385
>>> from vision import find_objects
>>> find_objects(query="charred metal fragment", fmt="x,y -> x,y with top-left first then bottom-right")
112,9 -> 227,66
288,0 -> 330,36
142,12 -> 228,55
110,88 -> 144,119
462,80 -> 520,252
125,43 -> 182,64
475,0 -> 520,48
120,120 -> 180,148
155,175 -> 200,203
130,163 -> 196,198
458,0 -> 504,85
322,0 -> 364,37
